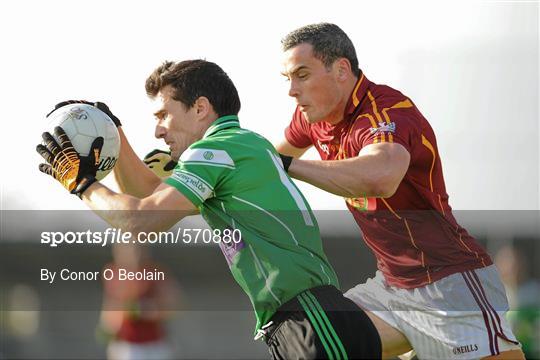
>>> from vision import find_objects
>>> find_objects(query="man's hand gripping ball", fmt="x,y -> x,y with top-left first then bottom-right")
36,126 -> 103,198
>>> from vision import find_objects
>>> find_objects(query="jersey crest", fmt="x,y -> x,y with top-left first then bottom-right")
370,121 -> 396,135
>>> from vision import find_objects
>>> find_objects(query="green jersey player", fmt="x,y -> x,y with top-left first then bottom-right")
164,114 -> 339,331
37,60 -> 381,359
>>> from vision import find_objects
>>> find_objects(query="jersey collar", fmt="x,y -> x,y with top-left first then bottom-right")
203,115 -> 240,139
345,71 -> 369,116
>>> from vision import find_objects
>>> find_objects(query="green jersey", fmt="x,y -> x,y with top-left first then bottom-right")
165,115 -> 339,332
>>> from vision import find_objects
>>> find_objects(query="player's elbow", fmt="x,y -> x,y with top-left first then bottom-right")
359,176 -> 401,198
366,162 -> 408,198
354,142 -> 410,198
373,181 -> 400,198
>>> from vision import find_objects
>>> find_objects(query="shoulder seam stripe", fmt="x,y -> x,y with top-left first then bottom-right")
182,161 -> 235,169
181,148 -> 235,167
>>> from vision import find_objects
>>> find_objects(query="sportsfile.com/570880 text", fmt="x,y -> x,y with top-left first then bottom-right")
40,228 -> 242,247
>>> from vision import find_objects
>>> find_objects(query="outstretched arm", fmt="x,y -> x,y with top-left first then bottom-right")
82,181 -> 198,233
287,142 -> 410,198
36,126 -> 196,233
275,138 -> 311,158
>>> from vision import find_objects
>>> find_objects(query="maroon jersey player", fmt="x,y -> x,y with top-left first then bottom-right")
277,23 -> 523,360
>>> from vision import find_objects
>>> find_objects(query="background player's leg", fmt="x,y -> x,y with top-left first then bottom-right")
482,349 -> 525,359
345,276 -> 413,358
365,311 -> 413,358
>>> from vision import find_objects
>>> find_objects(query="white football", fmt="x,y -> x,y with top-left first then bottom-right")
47,103 -> 120,180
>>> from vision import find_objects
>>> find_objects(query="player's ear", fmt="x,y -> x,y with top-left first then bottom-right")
194,96 -> 211,118
335,58 -> 352,82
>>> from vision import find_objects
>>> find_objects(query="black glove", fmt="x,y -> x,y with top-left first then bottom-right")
279,153 -> 293,172
36,126 -> 103,198
47,100 -> 122,127
143,149 -> 178,178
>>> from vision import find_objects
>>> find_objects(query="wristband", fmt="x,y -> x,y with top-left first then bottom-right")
279,154 -> 293,172
71,175 -> 97,199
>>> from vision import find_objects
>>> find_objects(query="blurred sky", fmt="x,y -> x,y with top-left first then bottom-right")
0,0 -> 538,210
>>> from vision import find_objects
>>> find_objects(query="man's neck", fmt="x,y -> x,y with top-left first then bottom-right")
326,75 -> 359,125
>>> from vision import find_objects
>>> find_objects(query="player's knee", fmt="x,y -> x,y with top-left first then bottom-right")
363,311 -> 412,358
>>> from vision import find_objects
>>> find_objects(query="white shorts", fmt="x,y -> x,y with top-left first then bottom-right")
345,265 -> 520,359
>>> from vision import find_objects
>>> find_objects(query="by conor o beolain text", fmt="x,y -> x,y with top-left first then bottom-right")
40,228 -> 242,247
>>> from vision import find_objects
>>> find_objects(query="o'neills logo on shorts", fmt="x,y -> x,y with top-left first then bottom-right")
453,344 -> 478,355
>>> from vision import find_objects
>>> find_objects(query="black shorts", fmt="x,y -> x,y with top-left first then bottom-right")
264,285 -> 381,359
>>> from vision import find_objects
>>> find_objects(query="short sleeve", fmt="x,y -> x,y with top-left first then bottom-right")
284,107 -> 312,148
351,106 -> 419,154
165,146 -> 234,207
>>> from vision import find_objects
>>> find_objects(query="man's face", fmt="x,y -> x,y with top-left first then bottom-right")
282,43 -> 344,124
153,85 -> 199,160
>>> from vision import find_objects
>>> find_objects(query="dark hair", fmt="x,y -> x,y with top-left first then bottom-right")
145,60 -> 241,117
281,23 -> 360,76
